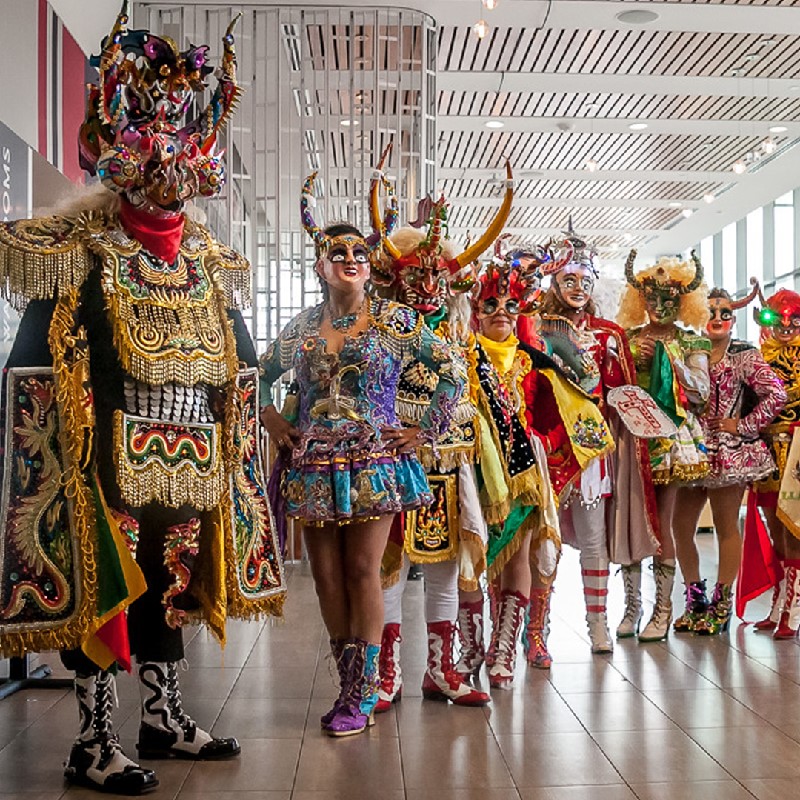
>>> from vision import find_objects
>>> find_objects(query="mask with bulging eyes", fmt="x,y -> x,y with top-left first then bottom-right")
554,264 -> 596,311
644,286 -> 681,324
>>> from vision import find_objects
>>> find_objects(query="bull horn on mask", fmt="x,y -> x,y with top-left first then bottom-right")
300,172 -> 331,257
729,277 -> 761,310
624,248 -> 641,290
678,250 -> 704,295
455,160 -> 515,268
366,143 -> 400,258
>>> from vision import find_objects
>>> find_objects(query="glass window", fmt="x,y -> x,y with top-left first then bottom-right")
721,223 -> 737,287
775,204 -> 794,281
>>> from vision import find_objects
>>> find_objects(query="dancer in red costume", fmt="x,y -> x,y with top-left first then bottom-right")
537,223 -> 660,654
746,289 -> 800,639
371,180 -> 513,710
468,246 -> 613,685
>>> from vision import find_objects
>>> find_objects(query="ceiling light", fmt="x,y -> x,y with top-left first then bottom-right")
623,233 -> 634,243
730,68 -> 743,77
763,138 -> 777,154
759,38 -> 776,47
482,0 -> 498,8
669,201 -> 682,209
473,19 -> 489,38
583,103 -> 600,112
628,123 -> 648,131
681,208 -> 694,219
732,160 -> 747,174
703,193 -> 715,204
770,125 -> 788,133
743,53 -> 759,61
340,119 -> 359,127
615,10 -> 659,24
485,120 -> 504,129
585,158 -> 599,172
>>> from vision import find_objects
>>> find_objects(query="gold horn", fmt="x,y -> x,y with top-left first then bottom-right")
455,160 -> 515,268
624,249 -> 640,289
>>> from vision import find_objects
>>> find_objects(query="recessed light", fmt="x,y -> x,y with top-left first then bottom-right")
473,19 -> 489,39
485,120 -> 505,129
615,10 -> 659,24
669,201 -> 683,209
730,68 -> 743,77
763,138 -> 777,154
482,0 -> 498,9
340,119 -> 359,127
770,125 -> 788,133
759,38 -> 776,47
584,103 -> 600,112
703,193 -> 715,204
744,53 -> 759,61
681,208 -> 694,219
585,158 -> 599,172
732,160 -> 747,174
628,123 -> 648,131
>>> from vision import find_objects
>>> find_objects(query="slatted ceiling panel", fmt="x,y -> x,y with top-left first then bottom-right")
622,0 -> 800,5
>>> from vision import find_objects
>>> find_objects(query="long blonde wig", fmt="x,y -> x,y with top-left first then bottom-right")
617,256 -> 710,331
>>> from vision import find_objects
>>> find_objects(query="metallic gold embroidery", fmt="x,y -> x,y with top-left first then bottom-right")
163,518 -> 201,628
403,472 -> 459,563
113,411 -> 225,510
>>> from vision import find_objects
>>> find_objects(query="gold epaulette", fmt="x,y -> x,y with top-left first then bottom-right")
0,213 -> 102,310
207,240 -> 252,310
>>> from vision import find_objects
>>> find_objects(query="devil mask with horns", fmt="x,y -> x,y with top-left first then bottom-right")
371,163 -> 515,315
79,0 -> 239,212
300,145 -> 398,274
617,250 -> 710,331
755,288 -> 800,345
706,279 -> 760,341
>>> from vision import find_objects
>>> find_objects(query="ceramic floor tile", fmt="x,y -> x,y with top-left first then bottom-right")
486,687 -> 584,734
496,732 -> 621,787
214,697 -> 309,739
405,790 -> 523,800
177,793 -> 291,800
629,781 -> 755,800
562,691 -> 676,732
293,731 -> 403,792
396,697 -> 494,737
229,667 -> 316,700
741,778 -> 800,800
688,726 -> 800,780
645,688 -> 768,728
180,739 -> 301,793
517,787 -> 637,800
291,792 -> 406,800
402,734 -> 515,790
591,729 -> 729,784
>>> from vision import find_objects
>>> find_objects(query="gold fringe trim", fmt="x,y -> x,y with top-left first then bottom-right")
486,511 -> 540,585
0,215 -> 94,311
1,290 -> 102,659
652,461 -> 710,485
457,529 -> 487,593
112,411 -> 226,510
208,243 -> 252,310
417,443 -> 477,472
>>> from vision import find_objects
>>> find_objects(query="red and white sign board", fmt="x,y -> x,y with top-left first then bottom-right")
607,385 -> 678,439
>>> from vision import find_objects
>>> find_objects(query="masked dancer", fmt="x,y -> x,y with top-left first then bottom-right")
0,5 -> 286,793
672,282 -> 785,635
616,252 -> 710,641
537,224 -> 660,654
743,289 -> 800,638
468,248 -> 613,685
371,174 -> 513,710
259,166 -> 462,736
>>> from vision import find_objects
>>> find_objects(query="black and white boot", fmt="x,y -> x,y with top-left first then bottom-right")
137,661 -> 241,760
65,671 -> 158,795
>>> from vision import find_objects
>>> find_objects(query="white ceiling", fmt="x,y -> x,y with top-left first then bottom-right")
53,0 -> 800,263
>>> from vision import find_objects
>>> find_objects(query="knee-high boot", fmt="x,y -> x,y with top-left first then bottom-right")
616,563 -> 643,638
580,555 -> 613,653
321,638 -> 353,727
774,566 -> 800,640
375,624 -> 402,714
455,599 -> 486,679
639,560 -> 676,642
137,661 -> 240,759
422,620 -> 490,705
65,670 -> 158,795
488,590 -> 528,689
524,587 -> 553,669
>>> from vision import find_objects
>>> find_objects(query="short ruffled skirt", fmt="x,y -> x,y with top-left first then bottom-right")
283,418 -> 432,525
699,432 -> 775,489
648,411 -> 710,485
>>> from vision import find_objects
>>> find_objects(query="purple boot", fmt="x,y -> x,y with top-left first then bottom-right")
325,639 -> 369,737
320,639 -> 352,728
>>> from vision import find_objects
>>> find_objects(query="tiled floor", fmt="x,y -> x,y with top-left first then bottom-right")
2,536 -> 800,799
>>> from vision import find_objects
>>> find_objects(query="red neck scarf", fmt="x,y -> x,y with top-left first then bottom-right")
119,199 -> 185,264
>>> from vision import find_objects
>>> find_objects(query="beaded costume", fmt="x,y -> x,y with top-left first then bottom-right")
0,4 -> 282,793
259,296 -> 461,525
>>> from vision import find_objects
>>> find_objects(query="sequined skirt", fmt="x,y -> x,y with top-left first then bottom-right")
648,411 -> 710,485
283,418 -> 433,525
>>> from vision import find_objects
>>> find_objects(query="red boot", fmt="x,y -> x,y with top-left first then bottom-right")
421,621 -> 490,706
774,567 -> 800,640
455,599 -> 485,680
525,587 -> 553,669
374,623 -> 402,714
485,583 -> 501,667
755,580 -> 783,631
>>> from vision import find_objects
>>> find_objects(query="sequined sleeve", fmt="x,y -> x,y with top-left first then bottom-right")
258,305 -> 319,408
414,323 -> 465,443
737,349 -> 788,437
